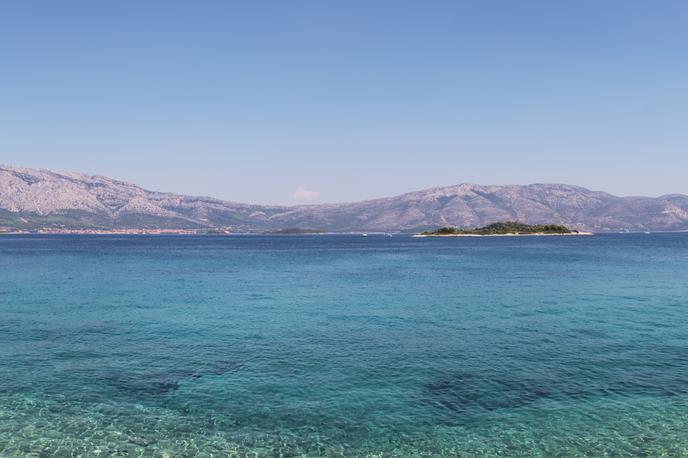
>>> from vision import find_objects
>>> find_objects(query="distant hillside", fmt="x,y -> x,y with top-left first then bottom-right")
1,164 -> 687,232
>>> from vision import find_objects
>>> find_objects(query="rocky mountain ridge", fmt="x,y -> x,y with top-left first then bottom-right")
1,164 -> 687,232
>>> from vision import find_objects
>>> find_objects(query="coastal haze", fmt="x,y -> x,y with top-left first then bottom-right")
1,164 -> 688,233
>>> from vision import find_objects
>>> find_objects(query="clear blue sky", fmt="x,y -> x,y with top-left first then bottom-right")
1,1 -> 686,204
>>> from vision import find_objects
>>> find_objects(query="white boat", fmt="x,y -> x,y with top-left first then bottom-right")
361,233 -> 368,237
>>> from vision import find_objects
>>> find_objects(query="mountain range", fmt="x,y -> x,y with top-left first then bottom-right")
1,164 -> 687,233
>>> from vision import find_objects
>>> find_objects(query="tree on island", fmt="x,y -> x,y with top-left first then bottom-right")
421,221 -> 575,235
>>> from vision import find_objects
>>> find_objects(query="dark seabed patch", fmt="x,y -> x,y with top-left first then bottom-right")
2,233 -> 688,455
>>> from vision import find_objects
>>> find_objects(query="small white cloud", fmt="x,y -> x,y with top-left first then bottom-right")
291,187 -> 320,202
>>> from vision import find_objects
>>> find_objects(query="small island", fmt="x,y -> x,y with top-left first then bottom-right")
269,228 -> 325,234
416,221 -> 592,237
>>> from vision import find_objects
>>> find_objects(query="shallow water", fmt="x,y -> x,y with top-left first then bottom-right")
1,233 -> 688,456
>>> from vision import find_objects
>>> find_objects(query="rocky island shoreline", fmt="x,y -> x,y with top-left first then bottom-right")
415,222 -> 593,237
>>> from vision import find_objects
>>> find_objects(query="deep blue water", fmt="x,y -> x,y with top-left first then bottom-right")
1,233 -> 688,456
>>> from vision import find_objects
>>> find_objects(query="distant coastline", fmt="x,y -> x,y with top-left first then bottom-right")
0,228 -> 205,235
2,165 -> 688,234
2,229 -> 596,236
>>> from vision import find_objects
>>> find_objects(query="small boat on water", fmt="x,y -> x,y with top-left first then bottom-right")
361,233 -> 368,237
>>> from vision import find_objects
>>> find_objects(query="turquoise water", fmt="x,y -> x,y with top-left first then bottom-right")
1,234 -> 688,456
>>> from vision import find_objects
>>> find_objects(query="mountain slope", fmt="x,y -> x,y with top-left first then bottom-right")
0,165 -> 287,231
275,183 -> 688,232
1,164 -> 687,232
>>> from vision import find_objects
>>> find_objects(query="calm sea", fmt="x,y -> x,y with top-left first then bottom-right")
1,233 -> 688,456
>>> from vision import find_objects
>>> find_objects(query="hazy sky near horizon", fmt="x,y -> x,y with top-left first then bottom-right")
1,1 -> 687,204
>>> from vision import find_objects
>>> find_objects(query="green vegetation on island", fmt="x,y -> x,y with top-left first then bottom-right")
420,221 -> 577,236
